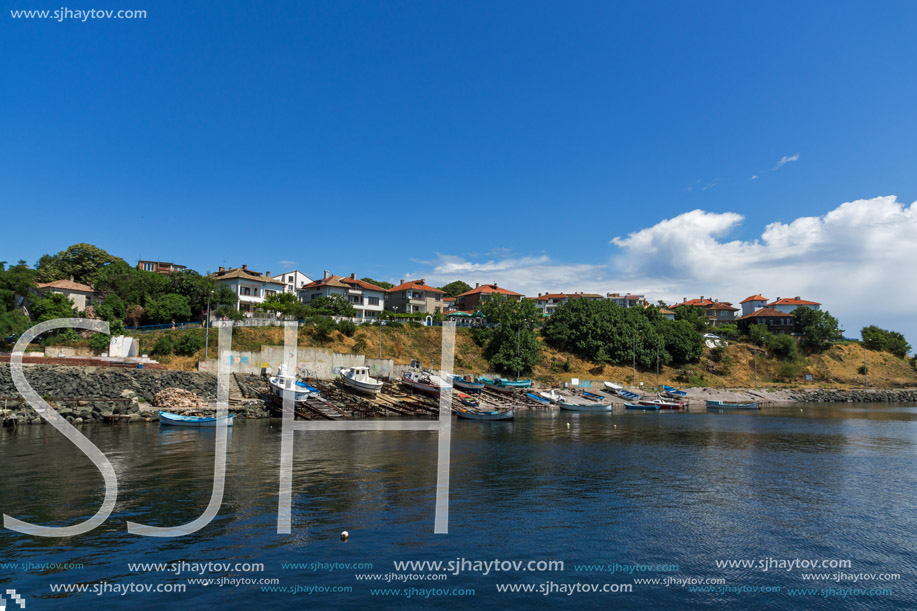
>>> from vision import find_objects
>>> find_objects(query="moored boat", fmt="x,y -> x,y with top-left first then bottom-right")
525,392 -> 552,406
582,391 -> 605,402
457,392 -> 479,407
340,366 -> 383,394
401,370 -> 450,396
450,375 -> 485,394
477,376 -> 532,389
624,402 -> 660,411
270,364 -> 320,403
662,384 -> 687,398
639,396 -> 685,410
159,410 -> 235,427
558,400 -> 613,412
706,400 -> 759,410
603,381 -> 623,393
539,390 -> 560,403
455,405 -> 514,421
616,389 -> 641,401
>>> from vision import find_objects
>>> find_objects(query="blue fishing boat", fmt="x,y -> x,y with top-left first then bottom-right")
616,389 -> 641,401
624,403 -> 660,411
451,376 -> 485,394
706,400 -> 759,410
525,392 -> 552,406
558,400 -> 613,412
477,376 -> 532,389
457,393 -> 479,408
455,405 -> 514,421
159,410 -> 235,427
662,384 -> 687,398
582,391 -> 605,402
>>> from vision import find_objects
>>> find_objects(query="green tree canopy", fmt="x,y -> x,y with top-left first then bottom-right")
479,294 -> 541,375
792,307 -> 841,351
361,277 -> 393,290
257,292 -> 308,319
673,304 -> 710,332
439,280 -> 472,298
862,325 -> 912,358
146,294 -> 192,324
29,293 -> 76,322
305,294 -> 355,317
35,243 -> 124,285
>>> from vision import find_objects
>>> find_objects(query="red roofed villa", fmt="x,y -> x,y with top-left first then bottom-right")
455,283 -> 524,311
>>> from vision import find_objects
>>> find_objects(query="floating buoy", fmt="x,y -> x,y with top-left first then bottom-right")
341,531 -> 349,542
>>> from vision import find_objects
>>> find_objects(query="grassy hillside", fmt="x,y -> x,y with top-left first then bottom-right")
128,326 -> 917,389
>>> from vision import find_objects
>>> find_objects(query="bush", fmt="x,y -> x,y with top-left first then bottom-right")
311,316 -> 336,342
336,320 -> 357,337
775,361 -> 804,382
174,333 -> 204,356
352,338 -> 367,354
151,335 -> 174,356
767,334 -> 799,361
89,333 -> 111,352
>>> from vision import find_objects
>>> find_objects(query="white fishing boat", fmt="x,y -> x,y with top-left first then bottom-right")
340,366 -> 383,394
539,389 -> 560,403
269,364 -> 320,402
401,370 -> 450,397
603,381 -> 623,392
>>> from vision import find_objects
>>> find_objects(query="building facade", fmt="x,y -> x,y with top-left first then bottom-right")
455,283 -> 524,311
671,297 -> 738,327
298,272 -> 387,321
736,308 -> 795,335
210,265 -> 284,316
385,279 -> 445,314
33,279 -> 98,312
272,270 -> 313,294
767,297 -> 821,314
137,260 -> 187,274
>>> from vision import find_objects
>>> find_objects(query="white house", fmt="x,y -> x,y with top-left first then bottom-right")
298,272 -> 387,321
767,296 -> 821,314
740,294 -> 769,317
606,292 -> 648,308
210,265 -> 284,317
272,270 -> 313,294
33,279 -> 98,312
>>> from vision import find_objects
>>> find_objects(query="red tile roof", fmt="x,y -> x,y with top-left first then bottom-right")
301,274 -> 386,292
457,284 -> 523,297
709,302 -> 738,311
740,294 -> 768,304
35,279 -> 95,292
388,279 -> 445,294
768,297 -> 821,306
737,307 -> 795,321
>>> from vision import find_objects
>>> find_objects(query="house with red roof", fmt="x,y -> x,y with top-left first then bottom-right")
740,294 -> 768,317
443,297 -> 457,313
670,296 -> 739,328
736,307 -> 795,335
385,279 -> 445,314
767,296 -> 821,314
530,292 -> 604,316
298,272 -> 387,321
455,283 -> 524,311
33,278 -> 99,312
211,265 -> 284,316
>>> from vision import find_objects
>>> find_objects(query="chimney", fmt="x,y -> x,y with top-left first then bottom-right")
682,297 -> 686,303
242,264 -> 247,270
700,296 -> 703,301
324,270 -> 330,280
400,279 -> 404,285
419,279 -> 425,285
351,273 -> 356,279
219,266 -> 225,272
475,283 -> 480,288
795,296 -> 800,300
493,283 -> 498,289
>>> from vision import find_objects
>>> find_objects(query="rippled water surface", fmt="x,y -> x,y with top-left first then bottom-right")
1,403 -> 916,609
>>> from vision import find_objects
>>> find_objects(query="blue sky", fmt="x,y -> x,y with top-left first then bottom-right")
3,2 -> 917,343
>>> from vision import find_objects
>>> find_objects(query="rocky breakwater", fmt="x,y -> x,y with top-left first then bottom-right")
0,364 -> 270,425
789,388 -> 917,403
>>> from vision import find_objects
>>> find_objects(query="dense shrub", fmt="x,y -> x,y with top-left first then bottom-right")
89,333 -> 111,352
151,335 -> 174,356
174,332 -> 204,356
336,320 -> 357,337
766,333 -> 799,361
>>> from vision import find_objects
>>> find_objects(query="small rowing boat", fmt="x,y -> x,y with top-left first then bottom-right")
662,384 -> 687,398
624,403 -> 660,411
477,376 -> 532,389
616,389 -> 641,401
402,370 -> 450,396
450,375 -> 485,394
457,392 -> 479,407
706,400 -> 759,410
582,391 -> 605,402
525,392 -> 552,406
159,410 -> 235,427
558,400 -> 613,412
455,405 -> 514,421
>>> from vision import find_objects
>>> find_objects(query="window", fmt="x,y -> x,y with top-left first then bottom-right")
368,296 -> 380,306
287,275 -> 293,282
242,287 -> 251,296
266,290 -> 276,298
142,262 -> 155,272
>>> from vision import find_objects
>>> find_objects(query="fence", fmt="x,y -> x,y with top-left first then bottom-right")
125,322 -> 204,334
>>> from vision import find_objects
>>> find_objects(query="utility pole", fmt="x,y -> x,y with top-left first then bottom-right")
864,343 -> 868,388
632,333 -> 637,385
204,290 -> 213,359
379,321 -> 384,358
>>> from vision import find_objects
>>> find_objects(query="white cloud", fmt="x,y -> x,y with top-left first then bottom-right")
774,154 -> 800,169
411,196 -> 917,349
611,196 -> 917,346
279,260 -> 296,268
751,175 -> 759,180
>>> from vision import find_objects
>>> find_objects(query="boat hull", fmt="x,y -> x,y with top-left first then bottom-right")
706,400 -> 759,410
625,403 -> 660,411
452,378 -> 485,394
341,376 -> 383,394
456,407 -> 514,421
558,401 -> 613,412
525,392 -> 552,406
159,410 -> 235,427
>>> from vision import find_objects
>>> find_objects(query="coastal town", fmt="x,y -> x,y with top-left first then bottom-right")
2,244 -> 914,428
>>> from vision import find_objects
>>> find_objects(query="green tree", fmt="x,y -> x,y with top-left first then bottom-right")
0,261 -> 36,336
766,333 -> 799,361
439,280 -> 472,298
35,243 -> 123,284
174,332 -> 204,356
146,294 -> 192,324
659,319 -> 703,365
747,323 -> 771,346
361,277 -> 393,290
862,325 -> 912,358
29,293 -> 76,322
792,307 -> 840,351
95,294 -> 126,323
673,304 -> 710,332
479,294 -> 541,375
305,295 -> 355,317
257,292 -> 308,319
